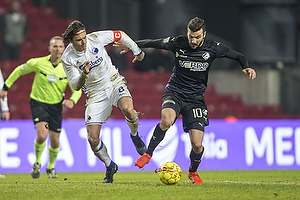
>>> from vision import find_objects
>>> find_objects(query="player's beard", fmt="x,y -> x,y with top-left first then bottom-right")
190,43 -> 198,49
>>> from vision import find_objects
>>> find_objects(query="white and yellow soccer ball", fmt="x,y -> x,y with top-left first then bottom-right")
158,162 -> 182,185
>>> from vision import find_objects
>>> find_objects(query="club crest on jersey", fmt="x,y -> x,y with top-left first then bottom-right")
202,52 -> 210,60
163,37 -> 170,44
92,47 -> 99,55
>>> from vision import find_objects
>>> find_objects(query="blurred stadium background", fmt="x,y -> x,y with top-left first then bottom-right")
1,0 -> 300,120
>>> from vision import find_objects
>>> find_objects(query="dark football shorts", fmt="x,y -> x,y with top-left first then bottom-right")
30,99 -> 63,133
162,91 -> 209,132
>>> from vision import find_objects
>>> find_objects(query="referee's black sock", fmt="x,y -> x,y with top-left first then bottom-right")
146,123 -> 167,156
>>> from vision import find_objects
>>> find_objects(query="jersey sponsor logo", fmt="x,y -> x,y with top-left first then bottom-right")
113,31 -> 122,42
78,56 -> 103,72
89,57 -> 103,70
175,51 -> 187,58
178,60 -> 209,71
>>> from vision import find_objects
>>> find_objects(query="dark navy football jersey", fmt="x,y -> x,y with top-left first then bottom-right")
162,35 -> 228,97
136,35 -> 247,98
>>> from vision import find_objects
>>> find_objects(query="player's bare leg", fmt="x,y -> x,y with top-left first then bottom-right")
118,96 -> 146,155
87,124 -> 118,183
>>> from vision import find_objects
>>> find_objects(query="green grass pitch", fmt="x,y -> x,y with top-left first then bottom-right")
0,170 -> 299,200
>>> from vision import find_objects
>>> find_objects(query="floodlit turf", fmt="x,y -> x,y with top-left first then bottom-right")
0,170 -> 299,200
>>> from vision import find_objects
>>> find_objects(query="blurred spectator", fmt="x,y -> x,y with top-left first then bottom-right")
135,48 -> 174,72
153,49 -> 174,72
222,110 -> 237,122
134,48 -> 156,71
0,0 -> 29,61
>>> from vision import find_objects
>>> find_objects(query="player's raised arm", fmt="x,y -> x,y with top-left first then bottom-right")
116,31 -> 145,63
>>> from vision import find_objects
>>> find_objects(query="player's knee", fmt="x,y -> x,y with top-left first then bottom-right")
49,139 -> 59,148
87,136 -> 99,149
123,108 -> 136,120
191,142 -> 203,154
160,118 -> 173,130
36,135 -> 47,143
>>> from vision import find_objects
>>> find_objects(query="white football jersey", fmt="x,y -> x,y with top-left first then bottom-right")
62,30 -> 141,103
0,69 -> 9,112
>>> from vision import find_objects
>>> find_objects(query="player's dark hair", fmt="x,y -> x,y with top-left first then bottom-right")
187,17 -> 206,32
62,20 -> 86,44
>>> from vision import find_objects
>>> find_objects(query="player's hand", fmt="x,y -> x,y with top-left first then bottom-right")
83,61 -> 90,74
1,111 -> 10,121
132,51 -> 145,63
242,68 -> 256,79
62,99 -> 75,109
113,42 -> 130,54
0,89 -> 7,100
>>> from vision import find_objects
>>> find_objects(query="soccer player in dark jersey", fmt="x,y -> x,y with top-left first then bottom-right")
115,17 -> 256,184
0,36 -> 82,179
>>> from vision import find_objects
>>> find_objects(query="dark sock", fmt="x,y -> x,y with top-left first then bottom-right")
131,132 -> 143,148
189,147 -> 204,172
107,161 -> 115,168
146,123 -> 167,156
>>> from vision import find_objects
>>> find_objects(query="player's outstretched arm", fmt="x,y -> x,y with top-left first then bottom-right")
113,41 -> 145,63
113,42 -> 129,54
242,68 -> 256,79
132,51 -> 145,63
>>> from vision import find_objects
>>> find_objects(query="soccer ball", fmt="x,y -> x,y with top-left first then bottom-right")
158,162 -> 182,185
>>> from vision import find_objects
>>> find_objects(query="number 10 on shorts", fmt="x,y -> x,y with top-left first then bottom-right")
192,108 -> 202,118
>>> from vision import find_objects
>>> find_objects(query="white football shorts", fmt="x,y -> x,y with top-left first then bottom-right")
85,76 -> 131,125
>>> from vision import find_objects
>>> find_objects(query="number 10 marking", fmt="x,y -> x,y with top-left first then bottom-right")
193,108 -> 202,118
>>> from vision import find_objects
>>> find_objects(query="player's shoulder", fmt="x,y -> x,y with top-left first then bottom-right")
27,55 -> 50,63
61,45 -> 74,62
163,35 -> 188,50
176,35 -> 187,41
202,39 -> 223,51
169,35 -> 187,44
87,30 -> 112,40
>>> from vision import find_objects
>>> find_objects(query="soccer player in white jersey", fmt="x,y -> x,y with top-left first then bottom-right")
0,69 -> 10,121
61,20 -> 146,183
0,68 -> 10,178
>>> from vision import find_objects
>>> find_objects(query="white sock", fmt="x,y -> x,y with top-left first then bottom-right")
94,140 -> 111,167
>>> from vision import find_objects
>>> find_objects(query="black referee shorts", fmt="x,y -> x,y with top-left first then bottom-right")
162,92 -> 209,132
30,99 -> 63,133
